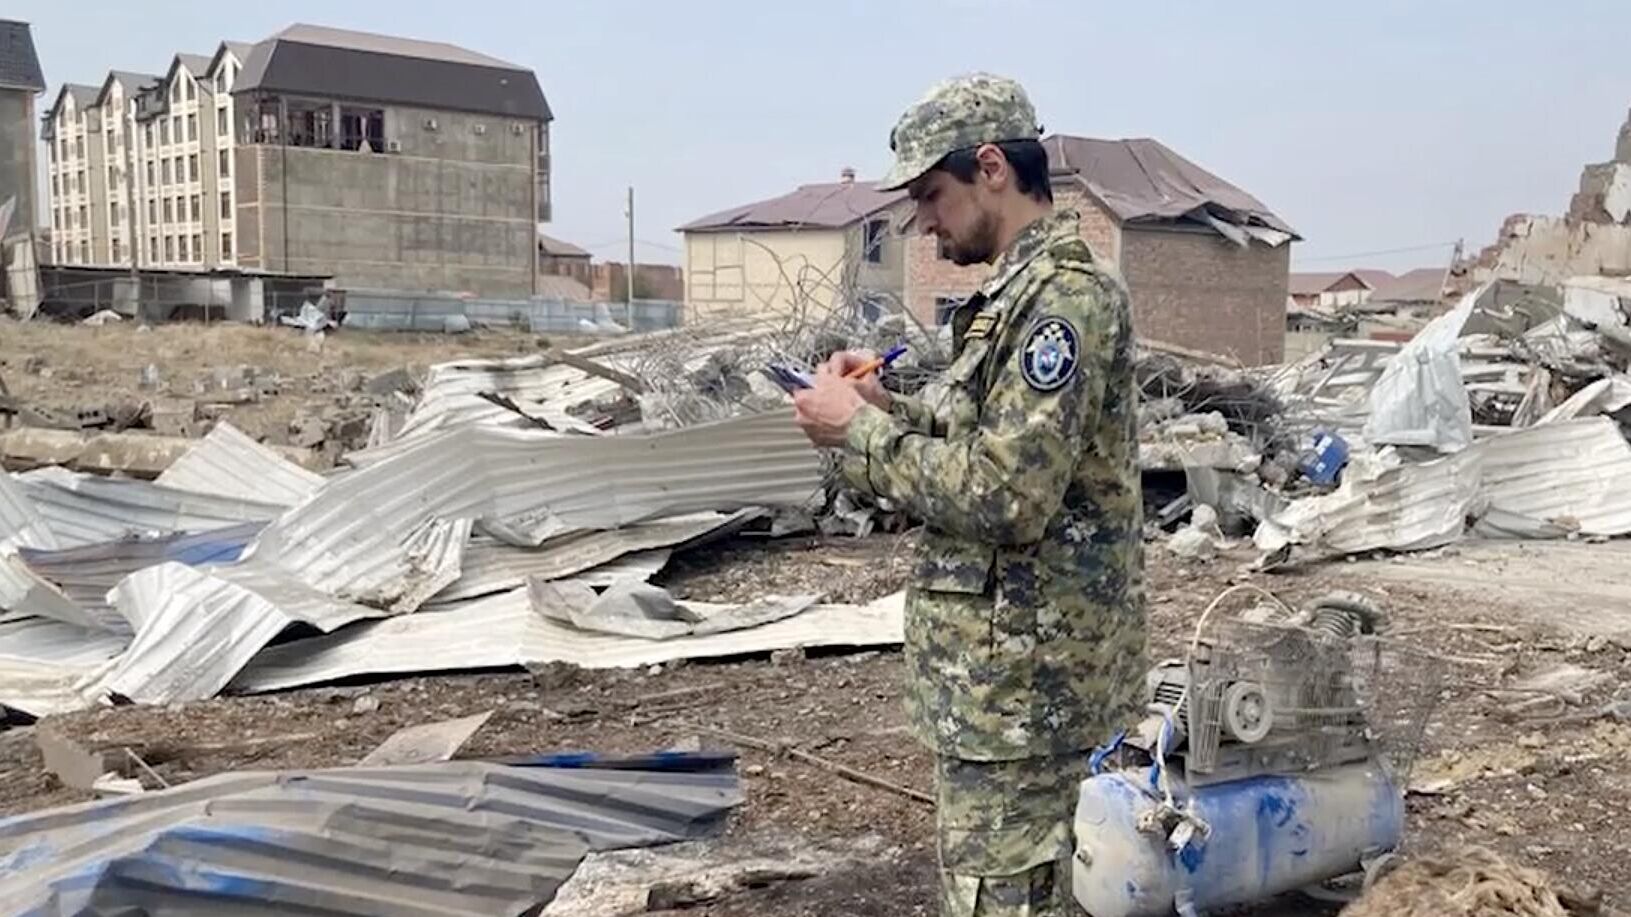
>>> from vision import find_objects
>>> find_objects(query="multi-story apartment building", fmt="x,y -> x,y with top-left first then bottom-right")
40,24 -> 553,298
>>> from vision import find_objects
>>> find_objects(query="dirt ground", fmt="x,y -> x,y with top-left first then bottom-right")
0,318 -> 567,460
3,320 -> 1629,914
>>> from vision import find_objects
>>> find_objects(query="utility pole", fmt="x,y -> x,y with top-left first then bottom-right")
625,185 -> 635,327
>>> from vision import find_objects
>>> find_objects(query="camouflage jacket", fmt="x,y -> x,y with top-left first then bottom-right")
841,209 -> 1148,761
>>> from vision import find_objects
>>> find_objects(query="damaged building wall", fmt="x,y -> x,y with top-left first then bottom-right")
1468,109 -> 1631,286
237,104 -> 537,297
1120,225 -> 1290,365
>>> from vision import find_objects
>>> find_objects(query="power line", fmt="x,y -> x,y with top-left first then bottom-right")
1295,240 -> 1460,264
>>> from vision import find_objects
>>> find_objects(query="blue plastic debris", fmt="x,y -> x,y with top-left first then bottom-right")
1299,430 -> 1350,486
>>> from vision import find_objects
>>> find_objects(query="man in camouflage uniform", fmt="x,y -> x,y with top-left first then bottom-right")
792,74 -> 1147,916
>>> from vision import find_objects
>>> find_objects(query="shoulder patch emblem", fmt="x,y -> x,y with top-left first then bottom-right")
1020,317 -> 1079,392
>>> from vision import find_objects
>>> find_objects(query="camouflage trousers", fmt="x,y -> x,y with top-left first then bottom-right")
934,752 -> 1089,917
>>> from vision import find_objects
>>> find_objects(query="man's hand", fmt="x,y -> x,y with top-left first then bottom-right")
818,350 -> 892,411
793,362 -> 868,448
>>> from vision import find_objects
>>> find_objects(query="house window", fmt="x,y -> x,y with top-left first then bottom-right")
76,170 -> 84,193
170,80 -> 180,104
162,158 -> 171,184
144,123 -> 153,147
149,237 -> 158,262
338,106 -> 384,151
217,107 -> 229,136
108,165 -> 118,188
185,113 -> 195,141
74,136 -> 84,158
188,154 -> 198,182
160,119 -> 170,145
51,210 -> 59,230
171,116 -> 180,143
78,205 -> 87,228
183,77 -> 192,102
934,296 -> 961,326
79,240 -> 89,262
163,198 -> 173,222
174,156 -> 184,182
287,102 -> 334,148
178,234 -> 188,261
146,160 -> 155,186
164,236 -> 174,261
148,199 -> 157,224
218,149 -> 230,176
190,195 -> 200,221
51,174 -> 58,195
220,191 -> 231,218
191,234 -> 202,261
863,218 -> 887,264
111,239 -> 122,262
110,202 -> 120,225
221,231 -> 232,257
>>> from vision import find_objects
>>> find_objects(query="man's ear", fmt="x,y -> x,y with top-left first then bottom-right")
974,143 -> 1008,191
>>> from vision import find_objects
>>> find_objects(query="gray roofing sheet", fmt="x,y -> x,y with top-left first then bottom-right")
0,760 -> 740,915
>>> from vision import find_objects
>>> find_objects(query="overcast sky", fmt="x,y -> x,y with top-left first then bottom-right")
15,0 -> 1631,272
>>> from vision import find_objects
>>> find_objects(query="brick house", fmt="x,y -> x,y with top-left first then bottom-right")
680,137 -> 1298,363
1287,269 -> 1393,309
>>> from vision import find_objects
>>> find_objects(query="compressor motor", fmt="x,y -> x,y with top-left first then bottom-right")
1072,592 -> 1436,917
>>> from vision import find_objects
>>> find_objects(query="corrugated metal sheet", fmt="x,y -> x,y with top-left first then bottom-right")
15,523 -> 260,624
18,467 -> 287,548
155,422 -> 325,506
0,617 -> 128,717
0,473 -> 57,553
0,760 -> 740,916
433,543 -> 670,605
245,411 -> 821,611
435,510 -> 750,604
236,588 -> 904,692
0,554 -> 114,633
1477,416 -> 1631,536
1254,448 -> 1484,557
91,560 -> 389,705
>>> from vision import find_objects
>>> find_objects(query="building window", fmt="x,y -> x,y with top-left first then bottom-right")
110,202 -> 120,225
287,102 -> 334,148
174,156 -> 183,183
79,240 -> 89,262
188,154 -> 198,182
171,115 -> 180,143
218,149 -> 230,177
76,170 -> 84,193
934,296 -> 961,326
51,174 -> 58,195
187,113 -> 197,142
221,231 -> 232,257
78,205 -> 87,228
160,119 -> 170,145
191,234 -> 201,261
183,77 -> 193,102
74,136 -> 84,158
146,160 -> 155,186
145,123 -> 154,147
220,191 -> 231,218
170,80 -> 180,103
217,107 -> 229,136
161,158 -> 171,184
51,210 -> 59,231
108,165 -> 118,188
164,236 -> 174,261
112,239 -> 122,262
190,195 -> 200,221
179,234 -> 189,261
163,198 -> 173,222
148,199 -> 157,224
863,218 -> 887,264
338,106 -> 385,151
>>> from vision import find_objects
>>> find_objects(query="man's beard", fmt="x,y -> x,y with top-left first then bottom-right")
943,211 -> 1000,266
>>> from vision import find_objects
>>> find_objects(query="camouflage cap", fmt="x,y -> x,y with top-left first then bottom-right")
879,73 -> 1042,191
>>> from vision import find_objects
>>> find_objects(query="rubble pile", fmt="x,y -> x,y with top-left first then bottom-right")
0,304 -> 936,720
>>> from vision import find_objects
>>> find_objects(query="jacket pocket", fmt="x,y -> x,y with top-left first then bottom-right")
914,530 -> 995,595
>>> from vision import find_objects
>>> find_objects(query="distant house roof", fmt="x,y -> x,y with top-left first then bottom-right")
1350,269 -> 1395,290
679,179 -> 905,232
536,274 -> 593,301
0,19 -> 45,92
1043,135 -> 1298,239
176,53 -> 212,78
1370,267 -> 1447,303
236,23 -> 551,121
1288,270 -> 1400,296
95,70 -> 161,105
537,231 -> 591,258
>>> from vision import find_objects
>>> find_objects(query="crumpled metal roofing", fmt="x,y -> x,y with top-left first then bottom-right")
432,543 -> 671,605
1476,416 -> 1631,536
154,422 -> 325,506
0,553 -> 112,632
0,617 -> 128,716
15,523 -> 260,627
18,466 -> 287,548
89,560 -> 392,705
244,410 -> 821,611
0,760 -> 740,916
235,588 -> 905,693
0,473 -> 57,553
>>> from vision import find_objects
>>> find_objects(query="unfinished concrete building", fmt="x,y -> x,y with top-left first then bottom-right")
232,24 -> 553,296
0,19 -> 45,241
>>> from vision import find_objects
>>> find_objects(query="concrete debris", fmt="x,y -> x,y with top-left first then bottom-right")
80,310 -> 123,326
1166,504 -> 1232,561
357,710 -> 493,766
